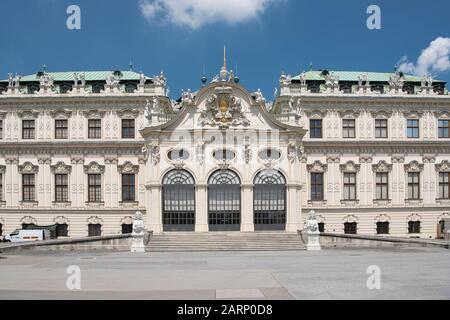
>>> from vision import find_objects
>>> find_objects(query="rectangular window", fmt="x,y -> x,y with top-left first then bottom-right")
407,172 -> 420,200
55,120 -> 68,139
0,173 -> 2,202
343,173 -> 357,201
88,224 -> 102,237
439,172 -> 450,199
22,120 -> 35,139
376,172 -> 389,200
310,119 -> 323,139
407,119 -> 420,138
375,119 -> 388,138
22,174 -> 35,202
408,221 -> 421,234
88,174 -> 102,202
56,224 -> 68,238
318,223 -> 325,233
122,174 -> 136,202
122,224 -> 133,234
344,222 -> 357,235
310,173 -> 324,201
377,222 -> 390,235
88,119 -> 101,139
439,120 -> 450,138
121,119 -> 135,139
55,174 -> 69,202
343,119 -> 356,138
0,119 -> 3,140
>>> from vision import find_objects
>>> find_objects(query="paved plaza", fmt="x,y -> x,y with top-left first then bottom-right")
0,247 -> 449,300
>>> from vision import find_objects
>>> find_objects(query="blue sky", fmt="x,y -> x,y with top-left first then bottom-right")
0,0 -> 449,99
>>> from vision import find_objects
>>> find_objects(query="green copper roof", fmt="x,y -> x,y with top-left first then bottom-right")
1,70 -> 149,83
291,71 -> 445,83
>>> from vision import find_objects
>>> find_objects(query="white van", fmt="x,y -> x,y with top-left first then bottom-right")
4,229 -> 51,243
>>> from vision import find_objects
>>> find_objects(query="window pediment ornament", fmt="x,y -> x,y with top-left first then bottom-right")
340,161 -> 360,173
117,108 -> 140,119
343,214 -> 359,223
434,111 -> 450,120
404,161 -> 424,173
436,160 -> 450,173
18,162 -> 39,174
82,109 -> 105,119
372,160 -> 392,173
54,216 -> 70,224
87,216 -> 103,224
199,87 -> 250,129
307,160 -> 328,173
338,109 -> 360,119
20,216 -> 37,225
50,109 -> 72,119
407,213 -> 421,222
120,216 -> 134,225
117,161 -> 139,174
17,110 -> 39,119
84,162 -> 105,174
0,165 -> 5,174
402,110 -> 424,119
375,214 -> 390,223
370,110 -> 393,119
304,109 -> 326,119
51,162 -> 72,174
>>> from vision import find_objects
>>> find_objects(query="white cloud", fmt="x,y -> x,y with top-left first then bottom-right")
398,37 -> 450,76
139,0 -> 283,29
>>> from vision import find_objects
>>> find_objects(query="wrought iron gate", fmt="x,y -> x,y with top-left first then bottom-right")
208,170 -> 241,232
162,170 -> 196,232
253,170 -> 287,231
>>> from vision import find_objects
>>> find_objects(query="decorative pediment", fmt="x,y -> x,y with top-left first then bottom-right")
375,214 -> 390,223
17,110 -> 40,119
343,214 -> 359,223
199,87 -> 250,129
304,109 -> 326,119
117,161 -> 139,174
402,110 -> 424,119
120,216 -> 134,225
307,160 -> 328,173
372,160 -> 392,173
50,109 -> 72,119
434,111 -> 450,120
337,109 -> 361,119
340,161 -> 360,173
82,109 -> 105,119
20,216 -> 37,225
436,160 -> 450,173
371,110 -> 393,119
84,162 -> 105,174
18,162 -> 39,174
53,216 -> 70,224
406,213 -> 421,222
404,161 -> 424,173
117,108 -> 140,118
51,162 -> 72,174
87,216 -> 103,224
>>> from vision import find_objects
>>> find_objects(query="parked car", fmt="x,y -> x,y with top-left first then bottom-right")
3,229 -> 51,243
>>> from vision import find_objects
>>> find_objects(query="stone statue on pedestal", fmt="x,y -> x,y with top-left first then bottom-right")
131,211 -> 146,253
305,210 -> 322,251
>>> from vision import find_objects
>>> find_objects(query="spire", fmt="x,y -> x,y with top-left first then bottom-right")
223,46 -> 227,71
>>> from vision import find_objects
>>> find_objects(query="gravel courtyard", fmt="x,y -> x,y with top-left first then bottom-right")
0,247 -> 449,300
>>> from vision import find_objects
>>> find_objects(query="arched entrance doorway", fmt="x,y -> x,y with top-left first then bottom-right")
208,170 -> 241,232
253,170 -> 287,231
162,170 -> 196,232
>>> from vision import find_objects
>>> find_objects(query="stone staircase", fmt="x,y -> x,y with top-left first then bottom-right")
146,232 -> 306,252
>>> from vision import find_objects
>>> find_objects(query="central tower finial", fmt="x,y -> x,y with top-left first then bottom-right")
223,46 -> 227,71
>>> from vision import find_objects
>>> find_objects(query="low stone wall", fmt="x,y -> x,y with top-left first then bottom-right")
0,233 -> 150,253
301,231 -> 450,250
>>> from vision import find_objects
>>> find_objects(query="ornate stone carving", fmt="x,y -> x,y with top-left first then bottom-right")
51,162 -> 72,174
357,73 -> 371,94
199,87 -> 249,129
375,214 -> 390,223
38,73 -> 55,94
307,160 -> 328,173
20,216 -> 37,225
324,72 -> 340,94
54,216 -> 70,224
388,72 -> 406,95
243,144 -> 253,164
340,161 -> 360,173
84,162 -> 105,174
87,216 -> 103,224
404,161 -> 424,172
406,213 -> 421,222
420,75 -> 437,95
117,161 -> 139,174
131,211 -> 146,253
343,214 -> 359,223
305,210 -> 321,251
372,160 -> 392,173
18,162 -> 39,174
287,142 -> 302,163
436,160 -> 450,173
142,143 -> 160,165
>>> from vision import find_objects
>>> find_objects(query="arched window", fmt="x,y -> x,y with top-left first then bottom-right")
253,170 -> 287,231
208,170 -> 241,231
162,170 -> 196,232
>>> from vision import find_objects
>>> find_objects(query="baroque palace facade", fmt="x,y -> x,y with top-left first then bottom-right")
0,64 -> 449,239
